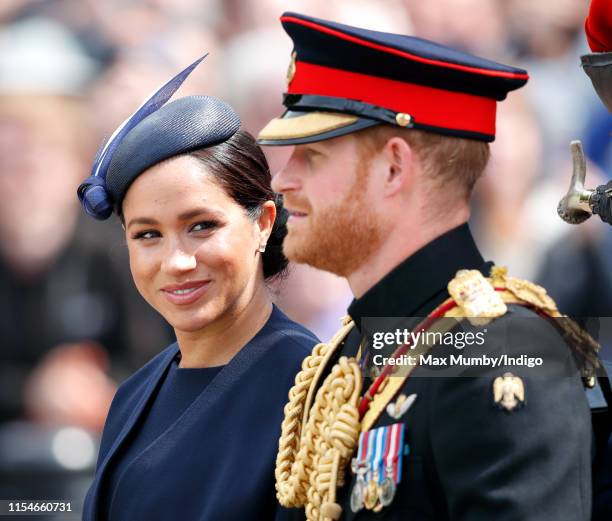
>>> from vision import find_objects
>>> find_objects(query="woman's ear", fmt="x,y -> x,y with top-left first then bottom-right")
381,136 -> 414,197
256,200 -> 277,251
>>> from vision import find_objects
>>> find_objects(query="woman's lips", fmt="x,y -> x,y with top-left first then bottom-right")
161,280 -> 211,305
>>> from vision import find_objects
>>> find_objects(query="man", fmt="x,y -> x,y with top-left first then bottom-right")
258,12 -> 598,521
558,0 -> 612,224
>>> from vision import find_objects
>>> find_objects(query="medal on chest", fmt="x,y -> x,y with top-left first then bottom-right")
350,423 -> 406,513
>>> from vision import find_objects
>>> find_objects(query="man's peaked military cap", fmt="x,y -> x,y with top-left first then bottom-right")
257,12 -> 529,145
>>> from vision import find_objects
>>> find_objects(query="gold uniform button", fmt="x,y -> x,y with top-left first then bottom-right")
395,112 -> 412,127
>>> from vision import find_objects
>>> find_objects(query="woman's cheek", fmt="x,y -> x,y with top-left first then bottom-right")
128,247 -> 158,298
195,234 -> 238,274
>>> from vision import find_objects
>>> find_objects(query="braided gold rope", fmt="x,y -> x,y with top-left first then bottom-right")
305,357 -> 362,520
275,341 -> 331,507
275,321 -> 362,520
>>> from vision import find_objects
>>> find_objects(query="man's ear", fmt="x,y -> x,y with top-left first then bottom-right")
381,136 -> 414,197
256,200 -> 277,248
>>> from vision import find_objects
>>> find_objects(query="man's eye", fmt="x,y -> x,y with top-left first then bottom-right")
190,221 -> 218,232
306,147 -> 325,158
132,230 -> 160,240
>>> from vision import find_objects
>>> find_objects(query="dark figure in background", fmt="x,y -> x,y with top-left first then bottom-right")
548,2 -> 612,519
557,0 -> 612,226
0,93 -> 134,431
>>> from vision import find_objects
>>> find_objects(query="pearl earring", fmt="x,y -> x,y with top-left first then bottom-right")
258,244 -> 267,253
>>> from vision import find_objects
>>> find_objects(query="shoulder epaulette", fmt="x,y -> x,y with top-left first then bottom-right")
488,265 -> 560,315
443,266 -> 599,387
445,268 -> 507,325
443,265 -> 560,322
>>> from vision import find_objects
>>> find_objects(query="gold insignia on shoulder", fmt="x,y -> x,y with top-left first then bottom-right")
504,278 -> 558,315
489,265 -> 509,287
448,269 -> 507,325
286,51 -> 297,86
386,393 -> 417,419
488,265 -> 559,315
493,372 -> 525,411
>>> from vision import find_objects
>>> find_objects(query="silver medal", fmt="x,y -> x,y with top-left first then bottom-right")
379,477 -> 396,507
350,475 -> 366,513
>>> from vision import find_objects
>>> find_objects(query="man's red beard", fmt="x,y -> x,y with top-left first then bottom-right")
282,164 -> 384,277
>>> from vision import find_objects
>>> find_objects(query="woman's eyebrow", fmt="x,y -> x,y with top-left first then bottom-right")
126,208 -> 223,229
178,207 -> 222,221
126,216 -> 158,229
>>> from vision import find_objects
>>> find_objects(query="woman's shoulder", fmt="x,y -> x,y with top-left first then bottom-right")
263,305 -> 320,357
244,307 -> 319,394
113,343 -> 178,400
97,343 -> 178,460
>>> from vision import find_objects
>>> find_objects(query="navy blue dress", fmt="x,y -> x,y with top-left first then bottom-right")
82,305 -> 318,521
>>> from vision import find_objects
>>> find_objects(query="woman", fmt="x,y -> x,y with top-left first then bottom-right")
77,60 -> 318,521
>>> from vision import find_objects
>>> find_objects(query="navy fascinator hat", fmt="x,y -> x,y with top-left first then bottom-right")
77,55 -> 241,219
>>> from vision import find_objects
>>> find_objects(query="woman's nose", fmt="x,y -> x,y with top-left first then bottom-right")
161,242 -> 197,274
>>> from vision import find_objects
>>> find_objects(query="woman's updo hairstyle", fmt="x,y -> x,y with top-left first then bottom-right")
190,129 -> 289,280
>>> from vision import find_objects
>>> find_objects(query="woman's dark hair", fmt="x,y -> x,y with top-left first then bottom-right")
189,129 -> 289,280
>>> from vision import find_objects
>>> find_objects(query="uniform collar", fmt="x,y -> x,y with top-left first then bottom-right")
347,223 -> 489,329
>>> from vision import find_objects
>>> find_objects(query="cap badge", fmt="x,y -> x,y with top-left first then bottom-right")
493,372 -> 525,412
286,51 -> 297,86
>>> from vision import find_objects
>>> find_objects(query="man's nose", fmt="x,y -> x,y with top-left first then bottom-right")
271,153 -> 302,194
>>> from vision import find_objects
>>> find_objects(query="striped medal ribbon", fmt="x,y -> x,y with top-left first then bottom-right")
350,430 -> 370,513
379,423 -> 405,506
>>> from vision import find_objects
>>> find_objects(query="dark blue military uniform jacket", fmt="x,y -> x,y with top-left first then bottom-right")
288,224 -> 594,520
83,305 -> 317,521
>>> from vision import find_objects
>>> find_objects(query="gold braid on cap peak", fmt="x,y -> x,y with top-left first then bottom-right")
275,318 -> 361,521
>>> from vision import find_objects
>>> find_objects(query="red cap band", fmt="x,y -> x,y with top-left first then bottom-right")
585,0 -> 612,52
288,61 -> 497,136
